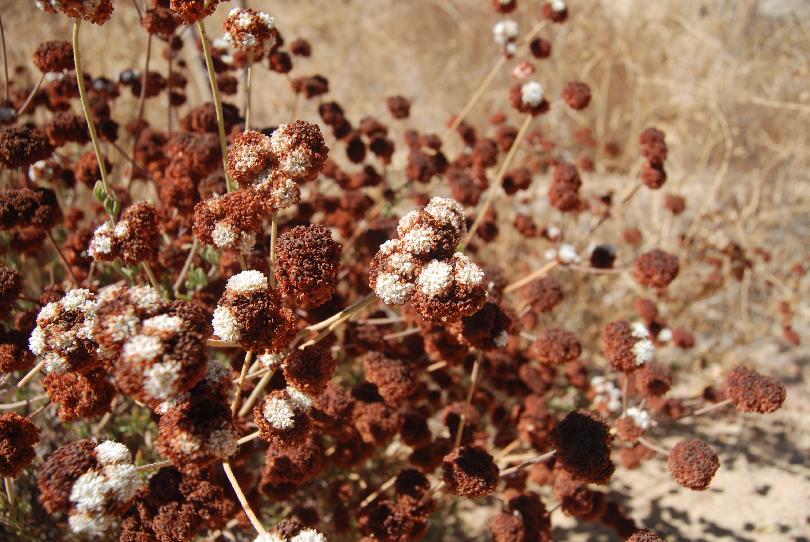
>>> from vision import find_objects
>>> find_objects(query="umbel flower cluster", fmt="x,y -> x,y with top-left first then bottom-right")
0,1 -> 796,541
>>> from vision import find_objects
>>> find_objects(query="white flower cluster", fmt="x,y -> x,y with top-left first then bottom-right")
520,81 -> 545,108
263,386 -> 313,430
373,197 -> 481,306
254,529 -> 327,542
626,406 -> 652,430
591,376 -> 622,413
631,322 -> 655,366
222,7 -> 276,51
212,270 -> 269,342
67,441 -> 143,535
544,243 -> 581,264
28,289 -> 100,374
551,0 -> 567,13
492,20 -> 519,56
121,314 -> 187,402
211,220 -> 257,253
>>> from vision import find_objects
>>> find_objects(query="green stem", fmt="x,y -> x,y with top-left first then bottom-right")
73,19 -> 115,222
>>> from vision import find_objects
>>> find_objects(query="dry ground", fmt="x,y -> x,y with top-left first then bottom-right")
1,0 -> 808,540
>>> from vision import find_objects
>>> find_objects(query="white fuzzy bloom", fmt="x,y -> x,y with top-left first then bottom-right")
208,427 -> 239,458
28,326 -> 46,355
494,330 -> 509,348
142,314 -> 183,337
454,255 -> 485,286
424,197 -> 466,233
626,406 -> 651,430
558,244 -> 580,264
238,11 -> 253,28
106,314 -> 140,343
291,529 -> 328,542
374,273 -> 413,305
417,260 -> 453,297
401,226 -> 435,255
68,512 -> 111,535
493,19 -> 519,45
175,432 -> 202,453
387,252 -> 415,277
226,270 -> 268,294
377,239 -> 401,256
658,327 -> 673,343
94,441 -> 131,466
551,0 -> 567,13
521,81 -> 545,107
270,125 -> 293,154
43,352 -> 69,374
143,359 -> 182,401
114,221 -> 129,238
590,376 -> 622,413
546,225 -> 561,240
212,307 -> 240,342
102,463 -> 141,503
286,386 -> 313,412
89,223 -> 114,258
258,352 -> 285,369
283,148 -> 312,176
263,396 -> 296,429
70,470 -> 108,513
123,334 -> 163,363
271,178 -> 300,209
632,339 -> 654,366
130,286 -> 163,311
397,210 -> 422,234
631,322 -> 649,339
212,221 -> 238,248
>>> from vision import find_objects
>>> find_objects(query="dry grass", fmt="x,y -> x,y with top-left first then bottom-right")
1,0 -> 808,540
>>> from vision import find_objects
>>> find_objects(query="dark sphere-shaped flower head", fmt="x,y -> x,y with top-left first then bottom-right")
0,412 -> 40,477
634,249 -> 679,288
442,446 -> 500,498
0,126 -> 53,169
554,410 -> 615,485
725,366 -> 786,414
529,327 -> 581,365
668,439 -> 719,490
33,40 -> 74,73
562,81 -> 591,110
274,224 -> 341,308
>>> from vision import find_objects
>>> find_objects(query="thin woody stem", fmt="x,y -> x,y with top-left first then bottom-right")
0,394 -> 48,410
237,430 -> 261,446
461,114 -> 533,249
16,73 -> 45,117
134,460 -> 171,473
73,20 -> 115,219
0,16 -> 7,103
444,55 -> 506,137
269,215 -> 278,287
128,33 -> 152,185
17,359 -> 45,389
637,436 -> 669,456
499,449 -> 556,477
503,260 -> 560,294
222,462 -> 266,534
230,350 -> 254,417
45,230 -> 79,286
172,237 -> 199,297
141,262 -> 166,299
238,367 -> 275,418
454,350 -> 483,448
197,20 -> 234,192
244,49 -> 254,130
